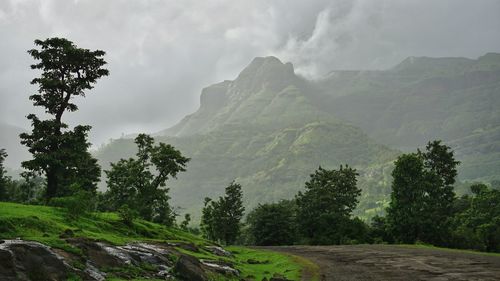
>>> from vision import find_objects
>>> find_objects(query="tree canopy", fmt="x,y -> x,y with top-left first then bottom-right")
201,181 -> 245,245
105,134 -> 189,226
20,38 -> 108,199
296,165 -> 361,244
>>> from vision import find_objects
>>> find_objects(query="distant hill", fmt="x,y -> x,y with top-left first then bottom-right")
0,122 -> 29,171
311,53 -> 500,182
97,57 -> 399,220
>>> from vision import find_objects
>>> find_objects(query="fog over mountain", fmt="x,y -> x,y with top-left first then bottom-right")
1,0 -> 500,148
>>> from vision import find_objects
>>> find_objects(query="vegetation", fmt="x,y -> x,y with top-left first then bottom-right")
103,133 -> 189,226
296,165 -> 362,244
246,200 -> 297,246
0,202 -> 307,280
201,181 -> 245,245
449,183 -> 500,252
20,38 -> 108,200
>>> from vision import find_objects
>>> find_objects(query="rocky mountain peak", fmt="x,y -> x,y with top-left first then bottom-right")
234,56 -> 296,92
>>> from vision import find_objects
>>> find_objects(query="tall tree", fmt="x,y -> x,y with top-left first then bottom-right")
387,140 -> 459,245
105,134 -> 189,226
20,38 -> 108,199
296,165 -> 360,244
386,153 -> 426,243
419,140 -> 460,244
201,181 -> 245,245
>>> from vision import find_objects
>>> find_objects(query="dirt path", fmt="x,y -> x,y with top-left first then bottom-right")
262,245 -> 500,281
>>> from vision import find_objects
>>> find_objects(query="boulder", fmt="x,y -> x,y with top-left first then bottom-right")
174,254 -> 208,281
0,240 -> 73,281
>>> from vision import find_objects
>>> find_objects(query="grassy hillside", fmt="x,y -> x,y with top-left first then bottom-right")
0,202 -> 310,281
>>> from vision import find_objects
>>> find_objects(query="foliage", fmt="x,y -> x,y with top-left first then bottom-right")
246,200 -> 297,246
49,187 -> 96,219
201,181 -> 245,245
386,153 -> 427,243
179,213 -> 191,231
20,37 -> 108,200
118,204 -> 138,227
387,141 -> 459,245
296,165 -> 361,244
450,184 -> 500,252
105,134 -> 189,226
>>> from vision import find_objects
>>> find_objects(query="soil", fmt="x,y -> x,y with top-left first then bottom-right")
262,244 -> 500,281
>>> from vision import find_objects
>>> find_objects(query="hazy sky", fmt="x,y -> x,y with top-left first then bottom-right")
1,0 -> 499,146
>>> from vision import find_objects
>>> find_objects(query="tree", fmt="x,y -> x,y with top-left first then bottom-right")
386,153 -> 426,243
0,149 -> 10,201
450,183 -> 500,252
105,134 -> 189,226
246,200 -> 297,246
201,181 -> 245,245
387,140 -> 460,245
295,165 -> 361,244
180,213 -> 191,231
20,38 -> 108,200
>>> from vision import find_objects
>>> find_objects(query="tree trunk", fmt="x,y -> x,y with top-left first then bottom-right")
46,167 -> 58,201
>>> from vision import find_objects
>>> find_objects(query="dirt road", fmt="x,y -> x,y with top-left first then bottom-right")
263,245 -> 500,281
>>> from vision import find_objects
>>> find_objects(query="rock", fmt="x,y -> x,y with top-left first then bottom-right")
174,254 -> 208,281
84,262 -> 107,281
0,247 -> 17,280
204,245 -> 233,257
0,240 -> 73,281
201,259 -> 239,276
67,238 -> 125,267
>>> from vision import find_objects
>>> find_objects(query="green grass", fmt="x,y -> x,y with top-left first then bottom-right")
0,202 -> 313,281
227,246 -> 318,281
0,202 -> 206,253
398,244 -> 500,257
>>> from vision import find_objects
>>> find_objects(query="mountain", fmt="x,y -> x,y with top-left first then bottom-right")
97,53 -> 500,220
310,53 -> 500,182
96,57 -> 399,220
0,122 -> 29,171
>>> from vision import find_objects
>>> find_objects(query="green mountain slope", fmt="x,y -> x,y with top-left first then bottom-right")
311,53 -> 500,182
97,57 -> 398,220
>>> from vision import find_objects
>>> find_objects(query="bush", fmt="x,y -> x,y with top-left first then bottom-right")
118,204 -> 138,226
49,189 -> 95,219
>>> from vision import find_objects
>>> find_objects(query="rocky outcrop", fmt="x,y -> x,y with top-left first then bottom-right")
0,240 -> 75,281
174,254 -> 208,281
0,239 -> 239,281
204,245 -> 233,257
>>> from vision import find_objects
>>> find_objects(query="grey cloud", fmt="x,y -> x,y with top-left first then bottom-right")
0,0 -> 499,146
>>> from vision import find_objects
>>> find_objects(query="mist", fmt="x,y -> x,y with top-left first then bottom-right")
0,0 -> 499,146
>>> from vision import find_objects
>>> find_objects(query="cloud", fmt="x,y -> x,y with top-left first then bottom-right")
0,0 -> 499,146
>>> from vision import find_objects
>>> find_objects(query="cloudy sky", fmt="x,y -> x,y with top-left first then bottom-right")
1,0 -> 499,146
